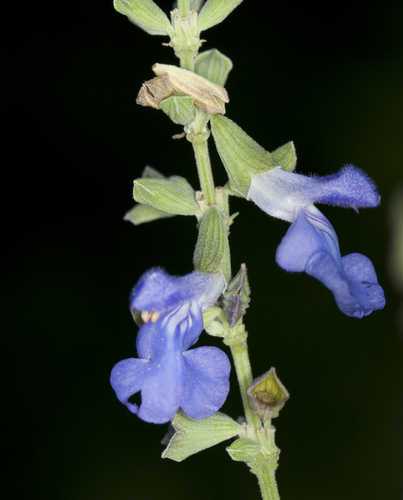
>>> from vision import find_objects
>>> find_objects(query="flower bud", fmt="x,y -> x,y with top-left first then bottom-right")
247,368 -> 289,420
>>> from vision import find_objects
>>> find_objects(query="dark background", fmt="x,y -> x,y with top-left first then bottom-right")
5,1 -> 403,499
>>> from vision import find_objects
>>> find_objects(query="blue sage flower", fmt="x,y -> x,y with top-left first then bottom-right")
110,268 -> 230,424
248,165 -> 385,318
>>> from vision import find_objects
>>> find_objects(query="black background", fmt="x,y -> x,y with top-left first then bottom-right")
5,1 -> 403,499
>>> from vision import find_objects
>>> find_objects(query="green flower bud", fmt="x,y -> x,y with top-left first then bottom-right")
223,263 -> 251,326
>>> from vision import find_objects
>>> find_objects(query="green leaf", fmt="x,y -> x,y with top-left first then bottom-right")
226,437 -> 261,463
193,207 -> 227,274
160,96 -> 196,126
113,0 -> 172,36
124,204 -> 173,226
223,263 -> 251,326
162,412 -> 241,462
142,165 -> 164,178
211,115 -> 273,196
198,0 -> 243,31
133,176 -> 199,216
271,141 -> 297,172
195,49 -> 233,86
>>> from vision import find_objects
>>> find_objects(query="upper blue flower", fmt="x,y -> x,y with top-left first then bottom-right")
110,268 -> 230,424
248,165 -> 385,318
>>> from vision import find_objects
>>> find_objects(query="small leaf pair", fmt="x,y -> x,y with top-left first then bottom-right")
114,0 -> 244,37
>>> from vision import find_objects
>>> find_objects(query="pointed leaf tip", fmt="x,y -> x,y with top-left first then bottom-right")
113,0 -> 172,36
198,0 -> 244,32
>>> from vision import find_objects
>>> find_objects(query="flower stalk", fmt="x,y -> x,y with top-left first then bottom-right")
176,11 -> 281,500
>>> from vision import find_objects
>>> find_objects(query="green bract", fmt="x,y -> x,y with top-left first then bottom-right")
226,437 -> 261,463
198,0 -> 244,32
193,207 -> 228,276
133,176 -> 200,216
160,96 -> 196,126
195,49 -> 233,86
113,0 -> 172,35
124,204 -> 173,226
162,412 -> 241,462
211,115 -> 273,196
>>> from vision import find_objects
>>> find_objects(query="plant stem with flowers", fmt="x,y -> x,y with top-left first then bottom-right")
110,1 -> 385,499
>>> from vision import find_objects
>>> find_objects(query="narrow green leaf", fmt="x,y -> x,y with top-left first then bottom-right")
193,207 -> 227,274
124,204 -> 173,225
211,115 -> 273,196
195,49 -> 233,86
133,176 -> 199,216
160,96 -> 196,125
113,0 -> 172,36
198,0 -> 243,31
162,412 -> 241,462
271,141 -> 297,172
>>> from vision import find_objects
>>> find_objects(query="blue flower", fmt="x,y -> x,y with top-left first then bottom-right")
248,165 -> 385,318
110,268 -> 230,424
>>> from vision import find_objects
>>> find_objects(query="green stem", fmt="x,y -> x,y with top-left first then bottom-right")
176,21 -> 280,500
229,341 -> 260,428
178,0 -> 190,16
192,139 -> 216,206
252,460 -> 281,500
179,52 -> 195,72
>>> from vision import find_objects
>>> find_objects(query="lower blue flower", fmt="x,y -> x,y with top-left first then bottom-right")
276,207 -> 385,318
110,269 -> 231,424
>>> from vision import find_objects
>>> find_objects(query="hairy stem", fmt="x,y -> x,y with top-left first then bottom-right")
252,460 -> 281,500
229,341 -> 260,428
192,139 -> 216,205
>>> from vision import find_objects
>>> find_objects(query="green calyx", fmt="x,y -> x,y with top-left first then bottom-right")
211,115 -> 297,197
193,206 -> 230,280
